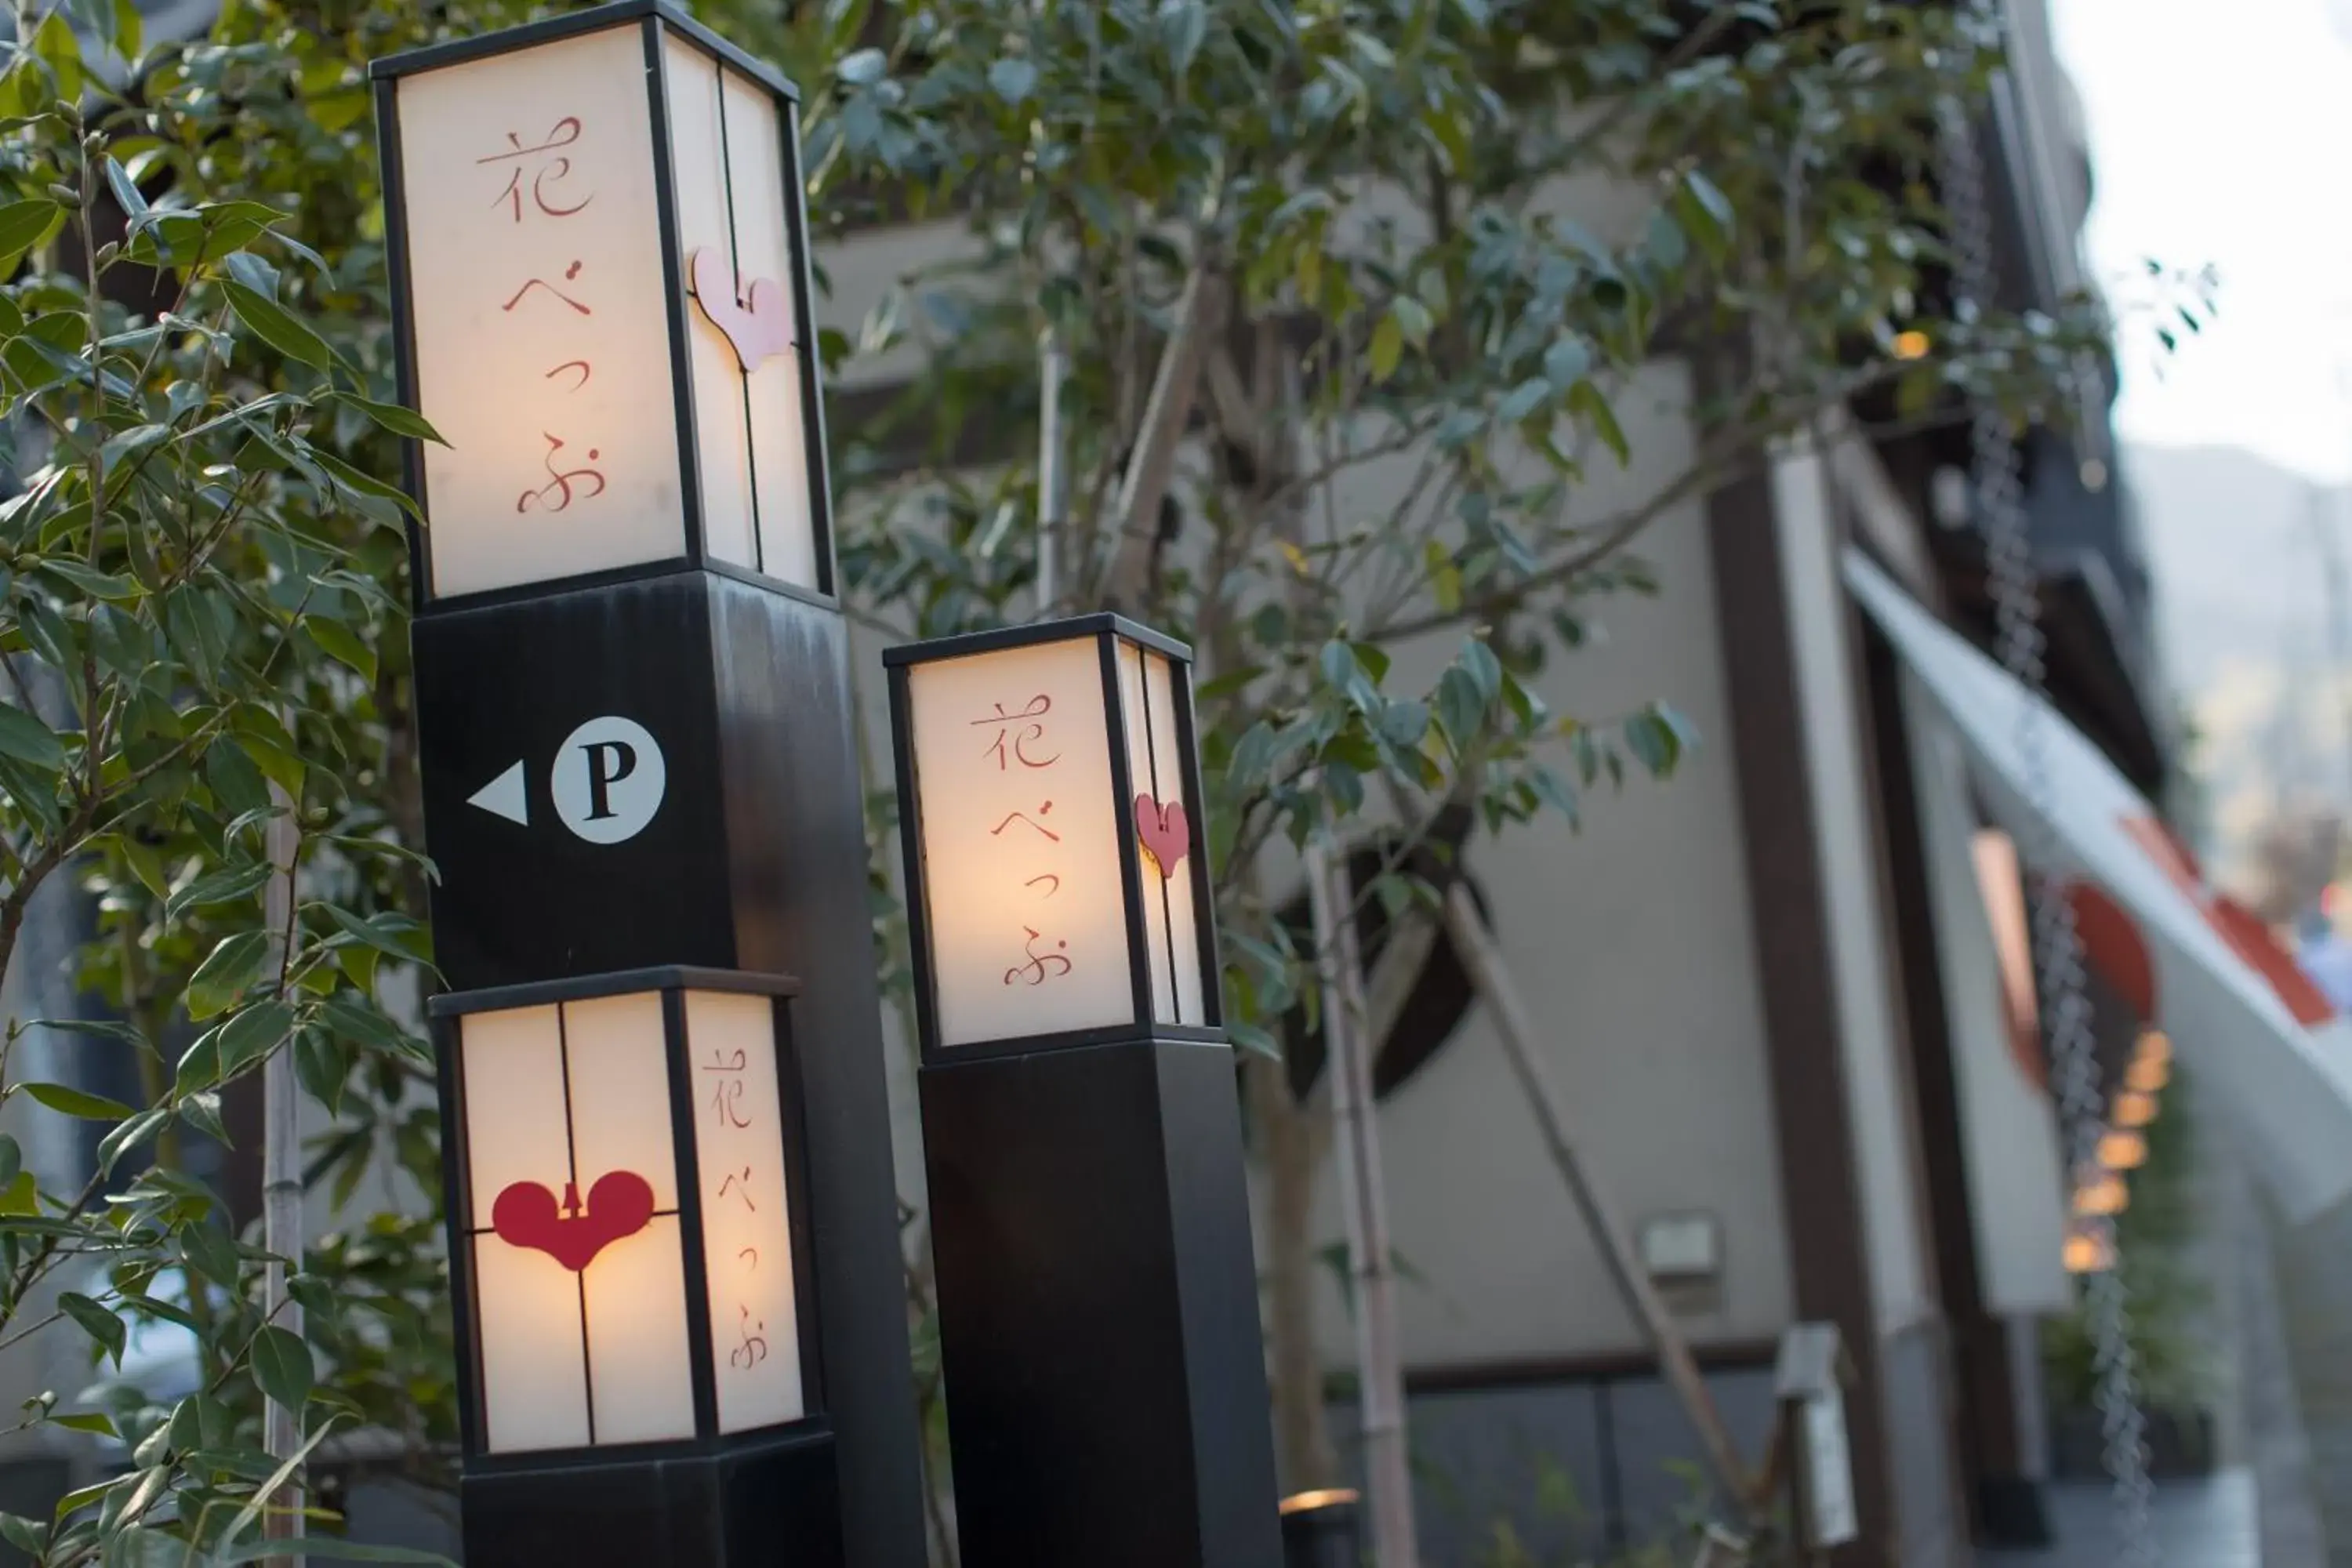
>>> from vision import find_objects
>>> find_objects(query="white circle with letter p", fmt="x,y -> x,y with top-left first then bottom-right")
551,715 -> 667,844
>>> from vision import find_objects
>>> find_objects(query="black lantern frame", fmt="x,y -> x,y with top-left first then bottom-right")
428,964 -> 826,1471
884,613 -> 1227,1065
372,0 -> 837,617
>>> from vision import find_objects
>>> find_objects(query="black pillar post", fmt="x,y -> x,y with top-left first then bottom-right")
370,3 -> 927,1563
884,618 -> 1283,1568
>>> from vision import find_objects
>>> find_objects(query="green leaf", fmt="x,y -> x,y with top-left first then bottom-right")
22,1083 -> 135,1120
0,704 -> 64,772
180,1221 -> 241,1288
222,279 -> 332,371
216,1000 -> 295,1074
1497,378 -> 1548,424
205,736 -> 271,817
322,390 -> 444,445
45,1412 -> 112,1437
102,156 -> 148,223
0,1511 -> 46,1555
1566,380 -> 1629,466
305,445 -> 421,521
987,56 -> 1036,104
1543,334 -> 1592,390
97,423 -> 171,478
186,931 -> 270,1021
1369,312 -> 1403,383
249,1324 -> 312,1412
57,1293 -> 125,1368
31,12 -> 80,102
319,997 -> 422,1061
0,1172 -> 37,1217
96,1107 -> 167,1174
837,48 -> 885,85
0,199 -> 64,272
303,616 -> 376,684
165,860 -> 274,920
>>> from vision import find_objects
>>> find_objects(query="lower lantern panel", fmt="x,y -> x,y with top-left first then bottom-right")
473,1219 -> 697,1453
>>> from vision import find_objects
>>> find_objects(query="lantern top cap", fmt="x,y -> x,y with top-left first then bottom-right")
428,964 -> 802,1020
880,613 -> 1192,670
368,0 -> 800,102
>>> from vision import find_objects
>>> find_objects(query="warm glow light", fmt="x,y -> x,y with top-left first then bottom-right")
461,996 -> 695,1453
2063,1226 -> 2116,1275
2099,1131 -> 2149,1171
1116,641 -> 1208,1026
2074,1175 -> 2130,1218
1279,1489 -> 1362,1515
660,34 -> 817,588
685,990 -> 805,1432
1892,328 -> 1932,360
2135,1029 -> 2170,1068
2125,1056 -> 2170,1094
907,637 -> 1135,1046
2113,1089 -> 2158,1128
452,983 -> 808,1454
900,626 -> 1210,1049
387,16 -> 818,599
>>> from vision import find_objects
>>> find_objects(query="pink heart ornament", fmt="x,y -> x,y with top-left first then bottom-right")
689,247 -> 792,373
1134,794 -> 1190,877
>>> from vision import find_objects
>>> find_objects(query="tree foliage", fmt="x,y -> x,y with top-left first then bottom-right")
0,0 -> 2161,1558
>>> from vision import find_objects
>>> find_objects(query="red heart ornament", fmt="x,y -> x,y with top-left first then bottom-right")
689,247 -> 792,373
1134,794 -> 1190,877
492,1171 -> 656,1273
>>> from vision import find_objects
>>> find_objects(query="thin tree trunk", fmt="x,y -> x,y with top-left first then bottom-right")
1098,264 -> 1221,611
1440,880 -> 1759,1512
1308,840 -> 1419,1568
262,802 -> 304,1559
1247,1050 -> 1338,1490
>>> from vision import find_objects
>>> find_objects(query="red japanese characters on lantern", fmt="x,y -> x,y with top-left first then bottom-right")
435,969 -> 816,1456
887,617 -> 1221,1056
376,5 -> 826,602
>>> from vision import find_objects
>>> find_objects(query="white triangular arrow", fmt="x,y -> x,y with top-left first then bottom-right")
466,760 -> 528,826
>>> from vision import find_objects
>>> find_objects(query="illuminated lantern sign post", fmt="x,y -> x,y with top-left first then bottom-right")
371,4 -> 925,1564
886,617 -> 1284,1568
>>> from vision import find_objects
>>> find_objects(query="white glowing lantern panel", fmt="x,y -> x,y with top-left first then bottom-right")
459,995 -> 696,1454
1115,640 -> 1208,1026
906,639 -> 1137,1047
394,24 -> 686,599
683,990 -> 805,1432
660,34 -> 818,590
387,16 -> 825,600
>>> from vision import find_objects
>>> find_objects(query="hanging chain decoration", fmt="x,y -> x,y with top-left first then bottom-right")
1933,14 -> 2158,1564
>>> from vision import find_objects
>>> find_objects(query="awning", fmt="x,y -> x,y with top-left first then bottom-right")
1848,550 -> 2352,1225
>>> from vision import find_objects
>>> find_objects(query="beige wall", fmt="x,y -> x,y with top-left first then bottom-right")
1295,365 -> 1797,1368
1770,445 -> 1933,1334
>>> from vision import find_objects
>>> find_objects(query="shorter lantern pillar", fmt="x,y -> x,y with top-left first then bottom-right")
885,617 -> 1281,1568
428,966 -> 844,1568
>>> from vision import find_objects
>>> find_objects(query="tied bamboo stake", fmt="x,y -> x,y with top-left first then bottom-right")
261,798 -> 304,1560
1306,840 -> 1420,1568
1440,880 -> 1758,1512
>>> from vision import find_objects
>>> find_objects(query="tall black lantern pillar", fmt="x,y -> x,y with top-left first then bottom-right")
371,5 -> 924,1563
884,615 -> 1283,1568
